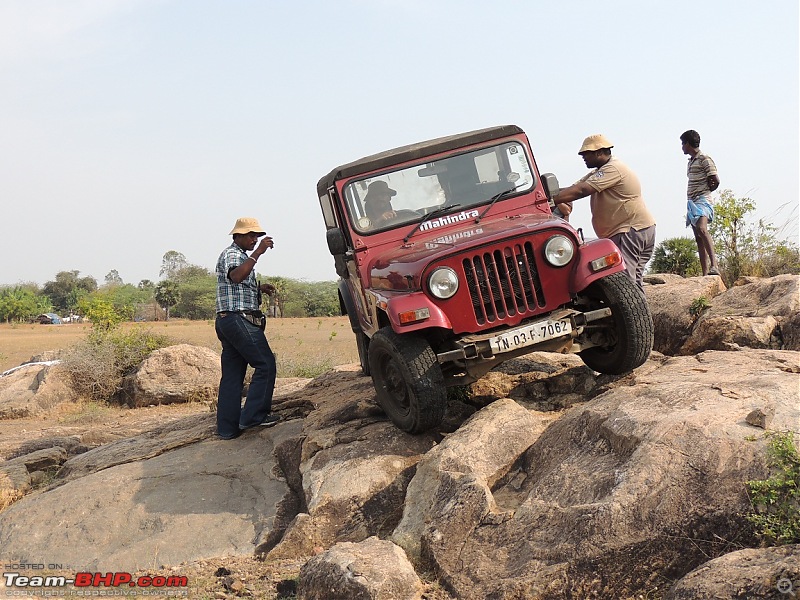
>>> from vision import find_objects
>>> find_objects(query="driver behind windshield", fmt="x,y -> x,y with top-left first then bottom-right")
364,180 -> 397,224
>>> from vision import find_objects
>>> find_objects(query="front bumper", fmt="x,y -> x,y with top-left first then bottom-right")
435,307 -> 612,383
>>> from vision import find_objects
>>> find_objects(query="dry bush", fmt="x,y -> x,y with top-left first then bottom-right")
60,326 -> 173,403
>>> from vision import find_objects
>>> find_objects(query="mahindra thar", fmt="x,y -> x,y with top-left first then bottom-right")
317,125 -> 653,433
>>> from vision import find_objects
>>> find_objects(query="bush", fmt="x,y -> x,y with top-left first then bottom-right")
61,326 -> 173,402
710,190 -> 800,284
650,237 -> 702,277
689,296 -> 711,320
747,432 -> 800,546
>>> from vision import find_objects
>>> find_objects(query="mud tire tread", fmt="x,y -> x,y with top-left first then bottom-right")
579,272 -> 654,374
368,327 -> 446,433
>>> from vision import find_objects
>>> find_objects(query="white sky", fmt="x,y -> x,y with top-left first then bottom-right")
1,0 -> 798,286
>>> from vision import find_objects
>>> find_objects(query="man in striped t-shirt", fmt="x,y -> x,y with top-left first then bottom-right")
681,129 -> 721,276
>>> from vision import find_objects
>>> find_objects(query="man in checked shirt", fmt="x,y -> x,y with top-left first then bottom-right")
214,217 -> 280,440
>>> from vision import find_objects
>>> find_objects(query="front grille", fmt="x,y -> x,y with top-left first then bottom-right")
463,241 -> 545,325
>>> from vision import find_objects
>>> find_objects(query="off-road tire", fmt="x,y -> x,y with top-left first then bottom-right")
355,330 -> 371,376
368,327 -> 446,433
578,272 -> 654,374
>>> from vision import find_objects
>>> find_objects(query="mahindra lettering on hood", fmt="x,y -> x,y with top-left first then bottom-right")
317,125 -> 653,434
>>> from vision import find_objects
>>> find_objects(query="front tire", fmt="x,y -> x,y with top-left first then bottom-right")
578,272 -> 653,374
368,327 -> 446,433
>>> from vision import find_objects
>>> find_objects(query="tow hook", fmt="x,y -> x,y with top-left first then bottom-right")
436,342 -> 481,364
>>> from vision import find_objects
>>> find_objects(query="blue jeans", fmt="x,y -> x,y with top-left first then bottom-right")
215,312 -> 276,438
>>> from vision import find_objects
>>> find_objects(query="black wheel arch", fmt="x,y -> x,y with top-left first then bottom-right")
338,279 -> 362,333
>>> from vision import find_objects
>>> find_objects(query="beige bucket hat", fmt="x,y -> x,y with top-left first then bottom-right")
229,217 -> 266,235
579,134 -> 614,154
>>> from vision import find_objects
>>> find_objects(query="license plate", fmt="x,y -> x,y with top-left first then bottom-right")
489,317 -> 573,354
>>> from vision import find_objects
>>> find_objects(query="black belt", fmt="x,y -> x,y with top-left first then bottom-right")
218,310 -> 260,316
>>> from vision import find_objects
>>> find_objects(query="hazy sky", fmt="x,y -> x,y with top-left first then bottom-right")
1,0 -> 798,287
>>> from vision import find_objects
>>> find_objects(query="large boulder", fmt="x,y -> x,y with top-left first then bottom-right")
56,413 -> 217,483
665,544 -> 800,599
0,363 -> 77,419
392,398 -> 553,560
298,537 -> 423,600
646,274 -> 800,356
266,369 -> 438,560
121,344 -> 220,407
411,350 -> 798,599
645,273 -> 727,354
681,274 -> 800,353
0,420 -> 302,571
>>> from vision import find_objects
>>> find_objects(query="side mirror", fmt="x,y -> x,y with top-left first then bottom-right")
540,173 -> 560,201
326,228 -> 348,256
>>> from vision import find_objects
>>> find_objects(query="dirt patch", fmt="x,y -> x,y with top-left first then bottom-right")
134,555 -> 454,599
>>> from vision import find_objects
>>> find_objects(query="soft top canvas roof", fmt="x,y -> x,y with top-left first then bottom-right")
316,125 -> 524,196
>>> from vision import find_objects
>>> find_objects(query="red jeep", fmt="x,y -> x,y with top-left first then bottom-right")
317,125 -> 653,433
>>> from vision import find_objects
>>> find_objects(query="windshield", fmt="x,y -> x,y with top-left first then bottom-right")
344,141 -> 535,234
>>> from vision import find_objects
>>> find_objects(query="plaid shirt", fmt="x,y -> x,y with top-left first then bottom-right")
215,242 -> 260,313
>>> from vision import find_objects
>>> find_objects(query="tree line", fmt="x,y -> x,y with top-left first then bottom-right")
0,252 -> 340,325
1,190 -> 797,325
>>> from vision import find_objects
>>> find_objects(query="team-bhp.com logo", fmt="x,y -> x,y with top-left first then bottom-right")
3,571 -> 188,595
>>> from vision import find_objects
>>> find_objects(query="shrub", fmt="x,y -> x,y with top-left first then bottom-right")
746,432 -> 800,546
650,237 -> 702,277
689,296 -> 711,320
61,326 -> 173,402
77,295 -> 123,330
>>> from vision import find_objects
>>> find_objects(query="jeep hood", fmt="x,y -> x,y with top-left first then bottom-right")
369,212 -> 565,291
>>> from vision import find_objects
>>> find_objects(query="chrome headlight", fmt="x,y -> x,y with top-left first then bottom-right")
428,267 -> 459,299
543,235 -> 575,267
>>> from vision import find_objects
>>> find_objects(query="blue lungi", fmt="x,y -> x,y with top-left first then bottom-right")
686,195 -> 715,228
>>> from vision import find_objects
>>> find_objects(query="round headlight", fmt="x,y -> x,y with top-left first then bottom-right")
428,267 -> 459,299
544,235 -> 575,267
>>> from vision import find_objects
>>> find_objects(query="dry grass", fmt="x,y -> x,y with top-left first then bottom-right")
0,317 -> 360,376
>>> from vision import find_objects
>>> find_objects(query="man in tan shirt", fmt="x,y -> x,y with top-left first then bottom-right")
553,134 -> 656,290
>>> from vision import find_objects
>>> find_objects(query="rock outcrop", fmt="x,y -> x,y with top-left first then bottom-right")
646,273 -> 799,354
0,274 -> 798,598
0,362 -> 76,419
0,418 -> 303,571
298,537 -> 423,600
665,544 -> 800,599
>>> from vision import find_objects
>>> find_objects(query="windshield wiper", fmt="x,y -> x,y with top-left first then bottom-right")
474,183 -> 526,224
403,204 -> 461,243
